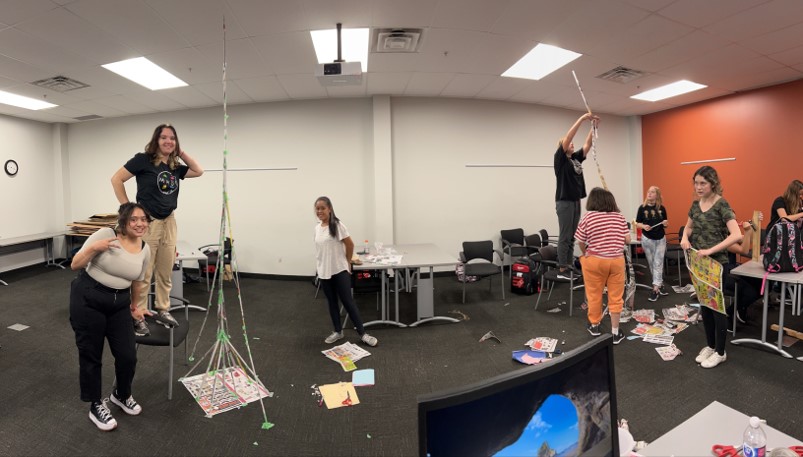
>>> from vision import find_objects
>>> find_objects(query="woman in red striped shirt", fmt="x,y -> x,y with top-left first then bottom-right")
575,187 -> 631,344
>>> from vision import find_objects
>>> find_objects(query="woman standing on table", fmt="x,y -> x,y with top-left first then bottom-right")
680,166 -> 742,369
70,203 -> 152,431
314,196 -> 378,347
635,185 -> 669,302
111,124 -> 203,337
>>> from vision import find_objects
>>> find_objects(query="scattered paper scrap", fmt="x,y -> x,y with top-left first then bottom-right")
632,309 -> 655,323
672,284 -> 695,294
655,345 -> 682,361
322,342 -> 371,371
512,350 -> 555,365
319,382 -> 360,409
352,369 -> 375,387
546,306 -> 562,313
525,337 -> 558,353
479,331 -> 502,344
7,323 -> 29,331
448,310 -> 470,321
643,334 -> 674,345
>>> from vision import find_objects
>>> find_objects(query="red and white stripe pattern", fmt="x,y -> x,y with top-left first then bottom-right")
575,211 -> 629,258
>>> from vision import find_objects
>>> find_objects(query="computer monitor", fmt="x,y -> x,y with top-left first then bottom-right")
417,335 -> 618,457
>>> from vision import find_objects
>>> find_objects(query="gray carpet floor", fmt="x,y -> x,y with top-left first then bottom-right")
0,263 -> 801,456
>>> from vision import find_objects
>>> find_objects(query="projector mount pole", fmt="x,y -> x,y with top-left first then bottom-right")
335,23 -> 344,63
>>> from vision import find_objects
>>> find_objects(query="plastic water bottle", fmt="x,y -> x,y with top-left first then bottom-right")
363,239 -> 369,255
742,416 -> 767,457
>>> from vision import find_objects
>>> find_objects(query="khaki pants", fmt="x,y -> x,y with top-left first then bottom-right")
135,212 -> 177,312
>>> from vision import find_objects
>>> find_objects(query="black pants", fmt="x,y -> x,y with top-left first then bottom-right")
69,272 -> 137,403
700,306 -> 728,356
320,270 -> 366,335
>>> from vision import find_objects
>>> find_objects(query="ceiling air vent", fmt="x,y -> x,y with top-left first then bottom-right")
73,115 -> 104,121
371,28 -> 424,53
596,66 -> 646,84
31,75 -> 90,92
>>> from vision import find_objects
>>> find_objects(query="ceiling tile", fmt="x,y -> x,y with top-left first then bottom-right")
371,0 -> 438,28
299,0 -> 373,29
0,28 -> 96,73
250,31 -> 318,75
276,74 -> 329,99
227,0 -> 307,36
490,0 -> 585,42
196,38 -> 274,80
476,76 -> 530,100
770,45 -> 803,66
235,76 -> 291,102
145,0 -> 247,47
65,0 -> 189,55
656,0 -> 770,28
440,73 -> 495,97
14,6 -> 133,65
431,0 -> 509,32
159,86 -> 217,109
625,30 -> 731,73
404,72 -> 454,96
366,72 -> 412,95
194,80 -> 253,105
703,0 -> 803,42
0,0 -> 58,26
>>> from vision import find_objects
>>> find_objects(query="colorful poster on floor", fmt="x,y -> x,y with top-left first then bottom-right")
684,248 -> 726,314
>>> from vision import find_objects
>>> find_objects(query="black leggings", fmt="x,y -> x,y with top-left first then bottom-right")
320,270 -> 366,335
69,272 -> 137,403
700,306 -> 728,356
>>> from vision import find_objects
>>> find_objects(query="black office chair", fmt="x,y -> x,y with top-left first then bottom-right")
524,234 -> 542,257
459,240 -> 505,303
135,296 -> 191,400
500,228 -> 528,283
199,237 -> 233,290
534,245 -> 582,316
665,226 -> 685,286
538,228 -> 559,247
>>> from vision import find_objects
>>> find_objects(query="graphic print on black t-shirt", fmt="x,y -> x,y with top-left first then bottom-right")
157,171 -> 179,195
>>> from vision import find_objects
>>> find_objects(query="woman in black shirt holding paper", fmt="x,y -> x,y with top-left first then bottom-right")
635,185 -> 669,302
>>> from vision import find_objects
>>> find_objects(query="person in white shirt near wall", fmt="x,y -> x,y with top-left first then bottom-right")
314,196 -> 378,347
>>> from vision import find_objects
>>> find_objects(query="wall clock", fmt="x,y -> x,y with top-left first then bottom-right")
4,159 -> 18,176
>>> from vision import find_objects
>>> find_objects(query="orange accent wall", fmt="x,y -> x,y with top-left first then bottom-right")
642,78 -> 803,235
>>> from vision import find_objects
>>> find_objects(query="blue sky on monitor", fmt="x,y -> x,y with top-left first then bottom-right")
493,395 -> 579,456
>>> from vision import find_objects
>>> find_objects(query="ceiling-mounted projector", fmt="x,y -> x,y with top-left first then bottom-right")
315,61 -> 362,86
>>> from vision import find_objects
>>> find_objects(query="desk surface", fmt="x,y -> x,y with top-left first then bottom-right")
0,231 -> 67,247
640,401 -> 802,456
176,241 -> 207,262
355,243 -> 457,270
731,259 -> 803,284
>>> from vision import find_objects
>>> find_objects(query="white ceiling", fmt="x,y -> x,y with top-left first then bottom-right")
1,0 -> 802,124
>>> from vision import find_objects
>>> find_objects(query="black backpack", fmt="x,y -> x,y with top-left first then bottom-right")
511,257 -> 540,295
762,219 -> 803,274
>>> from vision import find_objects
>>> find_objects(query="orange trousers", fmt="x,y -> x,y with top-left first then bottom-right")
580,255 -> 625,325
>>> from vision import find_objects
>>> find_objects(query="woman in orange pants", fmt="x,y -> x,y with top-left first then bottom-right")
575,187 -> 631,344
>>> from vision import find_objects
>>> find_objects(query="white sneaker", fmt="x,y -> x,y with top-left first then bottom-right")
324,331 -> 343,344
360,333 -> 378,347
701,351 -> 727,368
695,346 -> 715,363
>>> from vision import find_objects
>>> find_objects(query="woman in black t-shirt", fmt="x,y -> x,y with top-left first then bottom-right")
635,186 -> 668,301
111,124 -> 204,337
766,179 -> 803,230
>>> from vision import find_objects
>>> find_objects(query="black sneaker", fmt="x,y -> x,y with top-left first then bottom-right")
648,290 -> 659,302
133,318 -> 149,337
658,285 -> 669,296
612,330 -> 625,345
736,309 -> 748,324
587,323 -> 601,337
110,390 -> 142,416
89,399 -> 117,431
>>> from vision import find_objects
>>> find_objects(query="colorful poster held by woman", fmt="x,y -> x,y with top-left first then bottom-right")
684,248 -> 726,314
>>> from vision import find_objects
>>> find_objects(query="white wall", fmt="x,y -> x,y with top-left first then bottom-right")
392,98 -> 639,263
0,115 -> 62,271
2,97 -> 643,276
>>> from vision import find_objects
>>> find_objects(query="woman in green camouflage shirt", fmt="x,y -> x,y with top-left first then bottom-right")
680,166 -> 743,369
